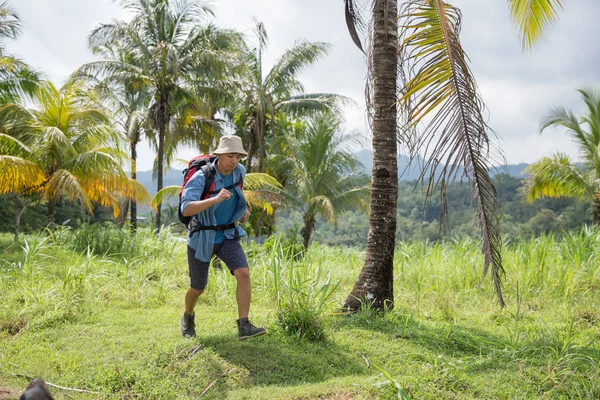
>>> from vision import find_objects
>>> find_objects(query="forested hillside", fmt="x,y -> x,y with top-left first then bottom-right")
277,174 -> 592,247
1,172 -> 591,243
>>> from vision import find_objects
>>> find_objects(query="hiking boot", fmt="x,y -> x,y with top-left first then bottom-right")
237,318 -> 266,340
180,312 -> 196,338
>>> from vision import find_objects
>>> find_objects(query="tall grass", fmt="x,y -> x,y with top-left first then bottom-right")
249,236 -> 343,340
2,226 -> 600,398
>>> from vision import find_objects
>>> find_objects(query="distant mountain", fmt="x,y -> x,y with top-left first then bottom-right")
134,152 -> 530,195
135,168 -> 182,196
354,149 -> 529,180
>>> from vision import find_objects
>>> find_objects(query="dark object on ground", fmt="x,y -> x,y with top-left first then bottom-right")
19,378 -> 53,400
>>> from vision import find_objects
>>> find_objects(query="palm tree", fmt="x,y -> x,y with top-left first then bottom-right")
235,19 -> 347,173
0,81 -> 149,236
81,42 -> 154,233
283,112 -> 368,250
77,0 -> 241,230
341,0 -> 565,310
522,88 -> 600,223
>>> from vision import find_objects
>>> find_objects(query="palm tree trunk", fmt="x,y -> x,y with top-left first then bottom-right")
255,209 -> 264,237
246,119 -> 256,173
48,199 -> 56,231
593,191 -> 600,225
130,141 -> 138,234
267,210 -> 276,237
154,90 -> 170,231
256,112 -> 265,172
12,195 -> 25,242
343,0 -> 398,312
301,214 -> 315,250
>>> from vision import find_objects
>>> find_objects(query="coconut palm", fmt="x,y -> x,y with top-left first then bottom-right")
235,19 -> 347,173
341,0 -> 565,310
0,81 -> 149,236
523,88 -> 600,223
283,112 -> 368,250
76,0 -> 241,230
81,42 -> 154,233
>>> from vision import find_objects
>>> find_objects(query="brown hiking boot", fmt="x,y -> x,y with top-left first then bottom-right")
236,318 -> 266,340
180,312 -> 196,338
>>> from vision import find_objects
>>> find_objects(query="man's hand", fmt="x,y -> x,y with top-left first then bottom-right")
213,188 -> 232,204
240,208 -> 250,223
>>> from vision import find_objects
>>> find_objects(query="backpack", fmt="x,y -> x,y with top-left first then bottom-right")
177,155 -> 244,227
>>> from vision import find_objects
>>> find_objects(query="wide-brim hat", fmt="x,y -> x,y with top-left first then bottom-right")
213,135 -> 247,156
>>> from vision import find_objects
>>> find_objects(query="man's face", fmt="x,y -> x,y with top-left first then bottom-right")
218,153 -> 244,174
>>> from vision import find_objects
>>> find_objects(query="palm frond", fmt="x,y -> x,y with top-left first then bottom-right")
84,175 -> 151,208
0,132 -> 30,155
0,155 -> 45,194
244,172 -> 282,190
399,0 -> 505,306
0,55 -> 40,101
522,154 -> 592,202
0,1 -> 21,41
245,191 -> 281,215
243,172 -> 284,215
151,185 -> 181,209
46,169 -> 92,211
541,107 -> 590,149
308,195 -> 336,222
507,0 -> 564,50
264,41 -> 330,96
541,88 -> 600,175
344,0 -> 366,54
276,93 -> 351,116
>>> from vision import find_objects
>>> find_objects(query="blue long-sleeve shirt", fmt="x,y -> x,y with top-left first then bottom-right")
180,161 -> 247,262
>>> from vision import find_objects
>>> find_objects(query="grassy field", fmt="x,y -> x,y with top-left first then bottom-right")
1,224 -> 600,399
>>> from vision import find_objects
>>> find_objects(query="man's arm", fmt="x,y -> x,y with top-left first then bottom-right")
182,189 -> 232,216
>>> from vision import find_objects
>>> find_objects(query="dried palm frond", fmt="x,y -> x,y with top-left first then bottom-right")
398,0 -> 506,306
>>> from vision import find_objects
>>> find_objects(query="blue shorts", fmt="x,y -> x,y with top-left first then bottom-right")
187,239 -> 248,290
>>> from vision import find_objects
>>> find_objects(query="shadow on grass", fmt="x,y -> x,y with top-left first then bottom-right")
200,333 -> 367,386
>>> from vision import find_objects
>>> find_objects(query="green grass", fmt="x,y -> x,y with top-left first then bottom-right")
1,226 -> 600,399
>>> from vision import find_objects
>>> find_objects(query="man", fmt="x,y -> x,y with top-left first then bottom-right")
179,135 -> 266,340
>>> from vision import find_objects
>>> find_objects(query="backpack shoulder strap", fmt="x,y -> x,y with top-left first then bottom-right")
200,163 -> 216,200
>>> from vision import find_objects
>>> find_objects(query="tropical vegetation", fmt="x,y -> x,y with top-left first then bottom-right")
1,0 -> 600,397
0,81 -> 149,239
278,112 -> 368,249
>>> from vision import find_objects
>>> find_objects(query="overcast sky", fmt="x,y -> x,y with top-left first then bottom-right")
6,0 -> 599,171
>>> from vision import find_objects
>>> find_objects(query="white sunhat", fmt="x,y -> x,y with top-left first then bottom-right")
213,135 -> 248,157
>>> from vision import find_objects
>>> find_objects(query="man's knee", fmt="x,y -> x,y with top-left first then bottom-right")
188,287 -> 204,296
233,267 -> 250,280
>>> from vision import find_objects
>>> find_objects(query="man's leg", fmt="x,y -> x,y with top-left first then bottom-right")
185,287 -> 204,316
182,246 -> 210,338
233,268 -> 251,319
218,240 -> 266,339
